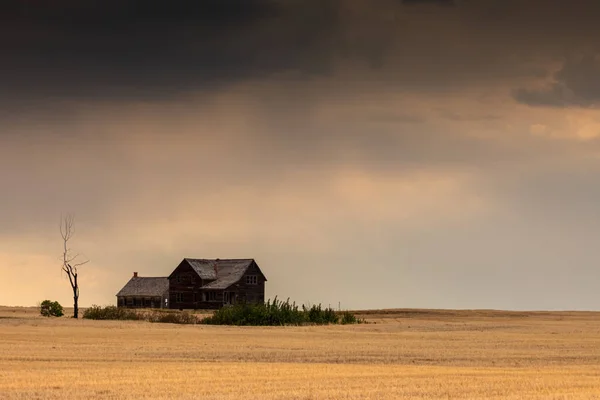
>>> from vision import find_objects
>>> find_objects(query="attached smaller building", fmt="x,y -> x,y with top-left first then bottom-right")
116,272 -> 169,309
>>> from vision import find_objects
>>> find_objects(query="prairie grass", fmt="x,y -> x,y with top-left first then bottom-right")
83,299 -> 363,326
1,306 -> 600,399
83,305 -> 200,324
202,297 -> 362,325
82,305 -> 142,320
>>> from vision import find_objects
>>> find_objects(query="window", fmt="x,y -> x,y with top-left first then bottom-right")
224,292 -> 236,304
175,293 -> 183,303
205,292 -> 216,301
127,297 -> 133,306
176,275 -> 181,283
246,275 -> 257,285
191,276 -> 196,284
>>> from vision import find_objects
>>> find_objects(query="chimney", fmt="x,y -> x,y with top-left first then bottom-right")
214,259 -> 219,277
133,272 -> 138,278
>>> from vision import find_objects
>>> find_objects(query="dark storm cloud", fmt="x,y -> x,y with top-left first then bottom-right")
0,0 -> 277,27
514,55 -> 600,108
1,0 -> 338,99
3,0 -> 600,103
401,0 -> 454,6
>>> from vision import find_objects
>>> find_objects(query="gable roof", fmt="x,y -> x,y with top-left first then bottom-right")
201,262 -> 250,290
182,258 -> 263,290
185,258 -> 219,280
116,276 -> 169,297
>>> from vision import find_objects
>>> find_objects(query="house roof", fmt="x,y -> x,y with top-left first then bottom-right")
184,258 -> 256,290
201,263 -> 250,289
185,258 -> 219,280
116,276 -> 169,297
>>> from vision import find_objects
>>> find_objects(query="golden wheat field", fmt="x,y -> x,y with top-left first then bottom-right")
1,307 -> 600,399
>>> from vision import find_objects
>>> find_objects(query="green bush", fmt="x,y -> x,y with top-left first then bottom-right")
82,305 -> 141,321
303,303 -> 339,324
82,305 -> 199,324
40,300 -> 64,317
340,311 -> 364,324
200,297 -> 361,326
146,310 -> 199,324
81,300 -> 363,327
201,297 -> 306,326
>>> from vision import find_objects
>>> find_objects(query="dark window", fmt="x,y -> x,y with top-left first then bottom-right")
246,275 -> 257,285
225,292 -> 236,303
206,292 -> 216,301
176,275 -> 181,283
175,293 -> 183,303
191,276 -> 196,284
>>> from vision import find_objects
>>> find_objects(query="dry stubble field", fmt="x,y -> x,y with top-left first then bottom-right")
1,307 -> 600,399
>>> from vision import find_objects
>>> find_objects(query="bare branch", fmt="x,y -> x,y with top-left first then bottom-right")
59,214 -> 88,319
60,214 -> 74,242
71,260 -> 89,268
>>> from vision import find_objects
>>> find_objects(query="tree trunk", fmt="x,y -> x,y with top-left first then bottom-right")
73,274 -> 79,319
73,294 -> 78,318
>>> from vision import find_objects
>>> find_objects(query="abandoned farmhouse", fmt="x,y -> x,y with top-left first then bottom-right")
115,258 -> 267,309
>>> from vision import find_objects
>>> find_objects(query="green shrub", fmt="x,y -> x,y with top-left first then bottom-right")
40,300 -> 64,317
202,297 -> 307,326
82,305 -> 141,321
82,306 -> 199,324
303,303 -> 339,324
146,310 -> 199,324
340,311 -> 363,324
81,300 -> 363,327
200,297 -> 361,326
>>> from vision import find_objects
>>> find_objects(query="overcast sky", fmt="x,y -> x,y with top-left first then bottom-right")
2,0 -> 600,310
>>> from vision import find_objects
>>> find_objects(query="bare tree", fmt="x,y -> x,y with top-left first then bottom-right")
60,214 -> 89,318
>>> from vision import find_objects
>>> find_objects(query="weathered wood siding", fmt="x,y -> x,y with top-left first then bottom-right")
168,259 -> 267,310
168,260 -> 208,309
223,261 -> 266,304
117,296 -> 165,309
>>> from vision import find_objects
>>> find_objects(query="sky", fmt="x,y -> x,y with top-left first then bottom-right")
2,0 -> 600,310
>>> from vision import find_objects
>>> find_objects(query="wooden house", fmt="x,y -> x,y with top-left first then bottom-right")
116,272 -> 169,308
168,258 -> 267,309
116,258 -> 267,310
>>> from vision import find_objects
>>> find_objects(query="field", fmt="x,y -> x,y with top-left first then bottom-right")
1,306 -> 600,399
